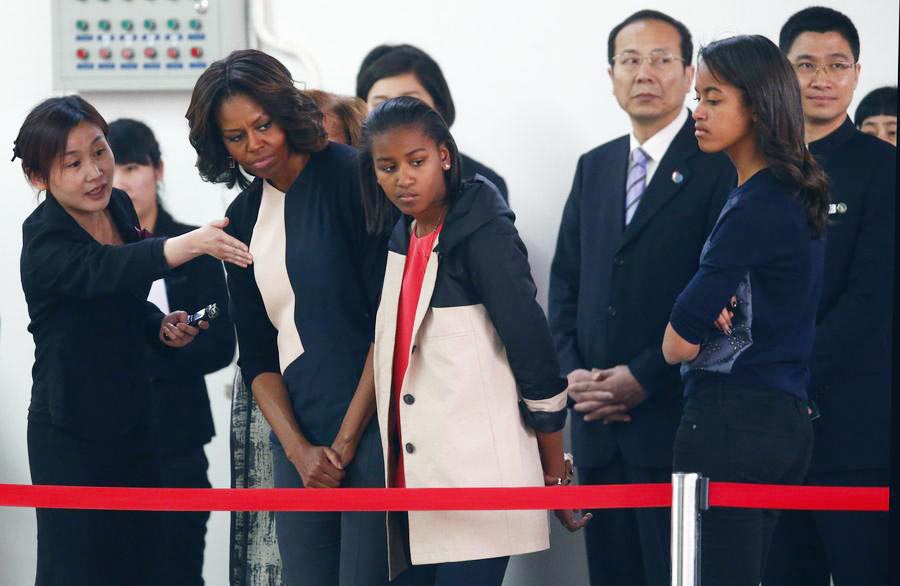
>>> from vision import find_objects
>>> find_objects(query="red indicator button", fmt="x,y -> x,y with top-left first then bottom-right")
190,46 -> 203,58
144,47 -> 158,59
76,48 -> 89,60
167,47 -> 180,59
121,47 -> 135,60
98,47 -> 112,60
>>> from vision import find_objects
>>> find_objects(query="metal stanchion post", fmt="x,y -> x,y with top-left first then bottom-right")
671,472 -> 708,586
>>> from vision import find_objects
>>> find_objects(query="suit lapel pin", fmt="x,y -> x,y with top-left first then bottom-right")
671,170 -> 684,184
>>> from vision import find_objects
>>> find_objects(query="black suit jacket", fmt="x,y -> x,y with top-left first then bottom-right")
144,208 -> 236,454
21,189 -> 171,441
549,115 -> 735,468
461,153 -> 508,203
807,118 -> 895,473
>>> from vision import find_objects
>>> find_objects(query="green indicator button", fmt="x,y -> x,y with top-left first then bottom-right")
144,19 -> 156,31
76,20 -> 89,31
167,18 -> 179,30
189,19 -> 202,30
98,19 -> 111,31
121,19 -> 133,31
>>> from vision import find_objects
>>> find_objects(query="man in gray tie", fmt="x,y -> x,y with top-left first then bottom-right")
548,10 -> 734,585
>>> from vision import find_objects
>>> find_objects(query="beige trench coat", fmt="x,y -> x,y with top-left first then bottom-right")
374,239 -> 551,577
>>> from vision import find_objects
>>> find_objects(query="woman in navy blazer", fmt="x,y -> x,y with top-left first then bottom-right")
186,50 -> 390,586
14,96 -> 251,586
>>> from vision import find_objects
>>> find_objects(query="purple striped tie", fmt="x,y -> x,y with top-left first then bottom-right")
625,147 -> 649,225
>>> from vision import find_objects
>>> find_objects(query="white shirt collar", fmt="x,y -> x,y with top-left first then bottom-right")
628,107 -> 689,162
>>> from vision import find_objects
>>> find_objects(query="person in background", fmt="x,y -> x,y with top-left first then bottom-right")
304,90 -> 367,146
186,49 -> 390,586
764,8 -> 895,586
854,86 -> 897,146
663,34 -> 829,586
549,10 -> 733,585
356,44 -> 510,202
108,118 -> 236,586
14,95 -> 252,586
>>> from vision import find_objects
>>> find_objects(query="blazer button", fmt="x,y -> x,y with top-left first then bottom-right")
403,394 -> 415,405
411,345 -> 417,354
607,305 -> 617,317
405,442 -> 415,454
613,255 -> 624,266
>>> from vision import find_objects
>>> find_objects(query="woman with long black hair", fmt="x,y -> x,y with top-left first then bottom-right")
662,35 -> 829,586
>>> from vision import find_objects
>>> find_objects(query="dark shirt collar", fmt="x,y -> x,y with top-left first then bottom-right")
808,116 -> 857,159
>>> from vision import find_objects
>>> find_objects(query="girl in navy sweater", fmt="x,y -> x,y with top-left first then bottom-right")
662,36 -> 830,586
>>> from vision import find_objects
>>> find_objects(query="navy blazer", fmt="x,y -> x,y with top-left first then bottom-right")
21,189 -> 171,441
807,117 -> 895,473
224,142 -> 388,447
144,208 -> 236,454
549,114 -> 735,468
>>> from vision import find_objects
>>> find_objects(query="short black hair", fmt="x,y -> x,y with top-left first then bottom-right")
854,86 -> 897,127
607,10 -> 693,66
779,6 -> 860,61
186,49 -> 327,190
355,44 -> 457,126
13,95 -> 108,184
108,118 -> 161,168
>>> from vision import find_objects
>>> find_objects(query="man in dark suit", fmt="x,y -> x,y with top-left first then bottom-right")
764,8 -> 894,586
548,10 -> 734,585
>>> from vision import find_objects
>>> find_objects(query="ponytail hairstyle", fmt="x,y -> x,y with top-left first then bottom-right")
699,35 -> 830,237
358,96 -> 462,235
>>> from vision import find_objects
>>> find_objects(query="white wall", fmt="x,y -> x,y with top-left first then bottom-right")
0,1 -> 896,585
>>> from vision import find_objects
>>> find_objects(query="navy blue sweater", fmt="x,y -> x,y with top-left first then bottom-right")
670,169 -> 824,399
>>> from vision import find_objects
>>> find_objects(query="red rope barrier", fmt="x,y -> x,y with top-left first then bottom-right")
0,484 -> 672,512
708,482 -> 889,512
0,482 -> 890,512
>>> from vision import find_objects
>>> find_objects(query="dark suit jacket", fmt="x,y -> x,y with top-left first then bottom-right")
21,189 -> 170,441
549,115 -> 735,468
461,153 -> 508,203
807,117 -> 895,473
144,208 -> 236,454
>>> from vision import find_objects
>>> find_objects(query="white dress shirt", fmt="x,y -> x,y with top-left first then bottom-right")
628,107 -> 689,185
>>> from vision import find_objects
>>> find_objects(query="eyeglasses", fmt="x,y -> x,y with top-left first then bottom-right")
792,61 -> 856,78
611,50 -> 686,72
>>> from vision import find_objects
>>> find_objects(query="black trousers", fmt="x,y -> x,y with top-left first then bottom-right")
672,382 -> 813,586
27,418 -> 161,586
271,419 -> 389,586
578,455 -> 671,586
391,556 -> 510,586
152,446 -> 211,585
763,468 -> 889,586
390,512 -> 510,586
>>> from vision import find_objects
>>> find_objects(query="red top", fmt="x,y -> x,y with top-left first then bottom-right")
389,224 -> 441,488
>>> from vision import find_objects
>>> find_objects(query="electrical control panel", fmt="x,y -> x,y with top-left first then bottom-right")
53,0 -> 248,91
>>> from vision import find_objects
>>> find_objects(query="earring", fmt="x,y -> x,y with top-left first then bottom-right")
228,156 -> 236,170
443,163 -> 450,170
